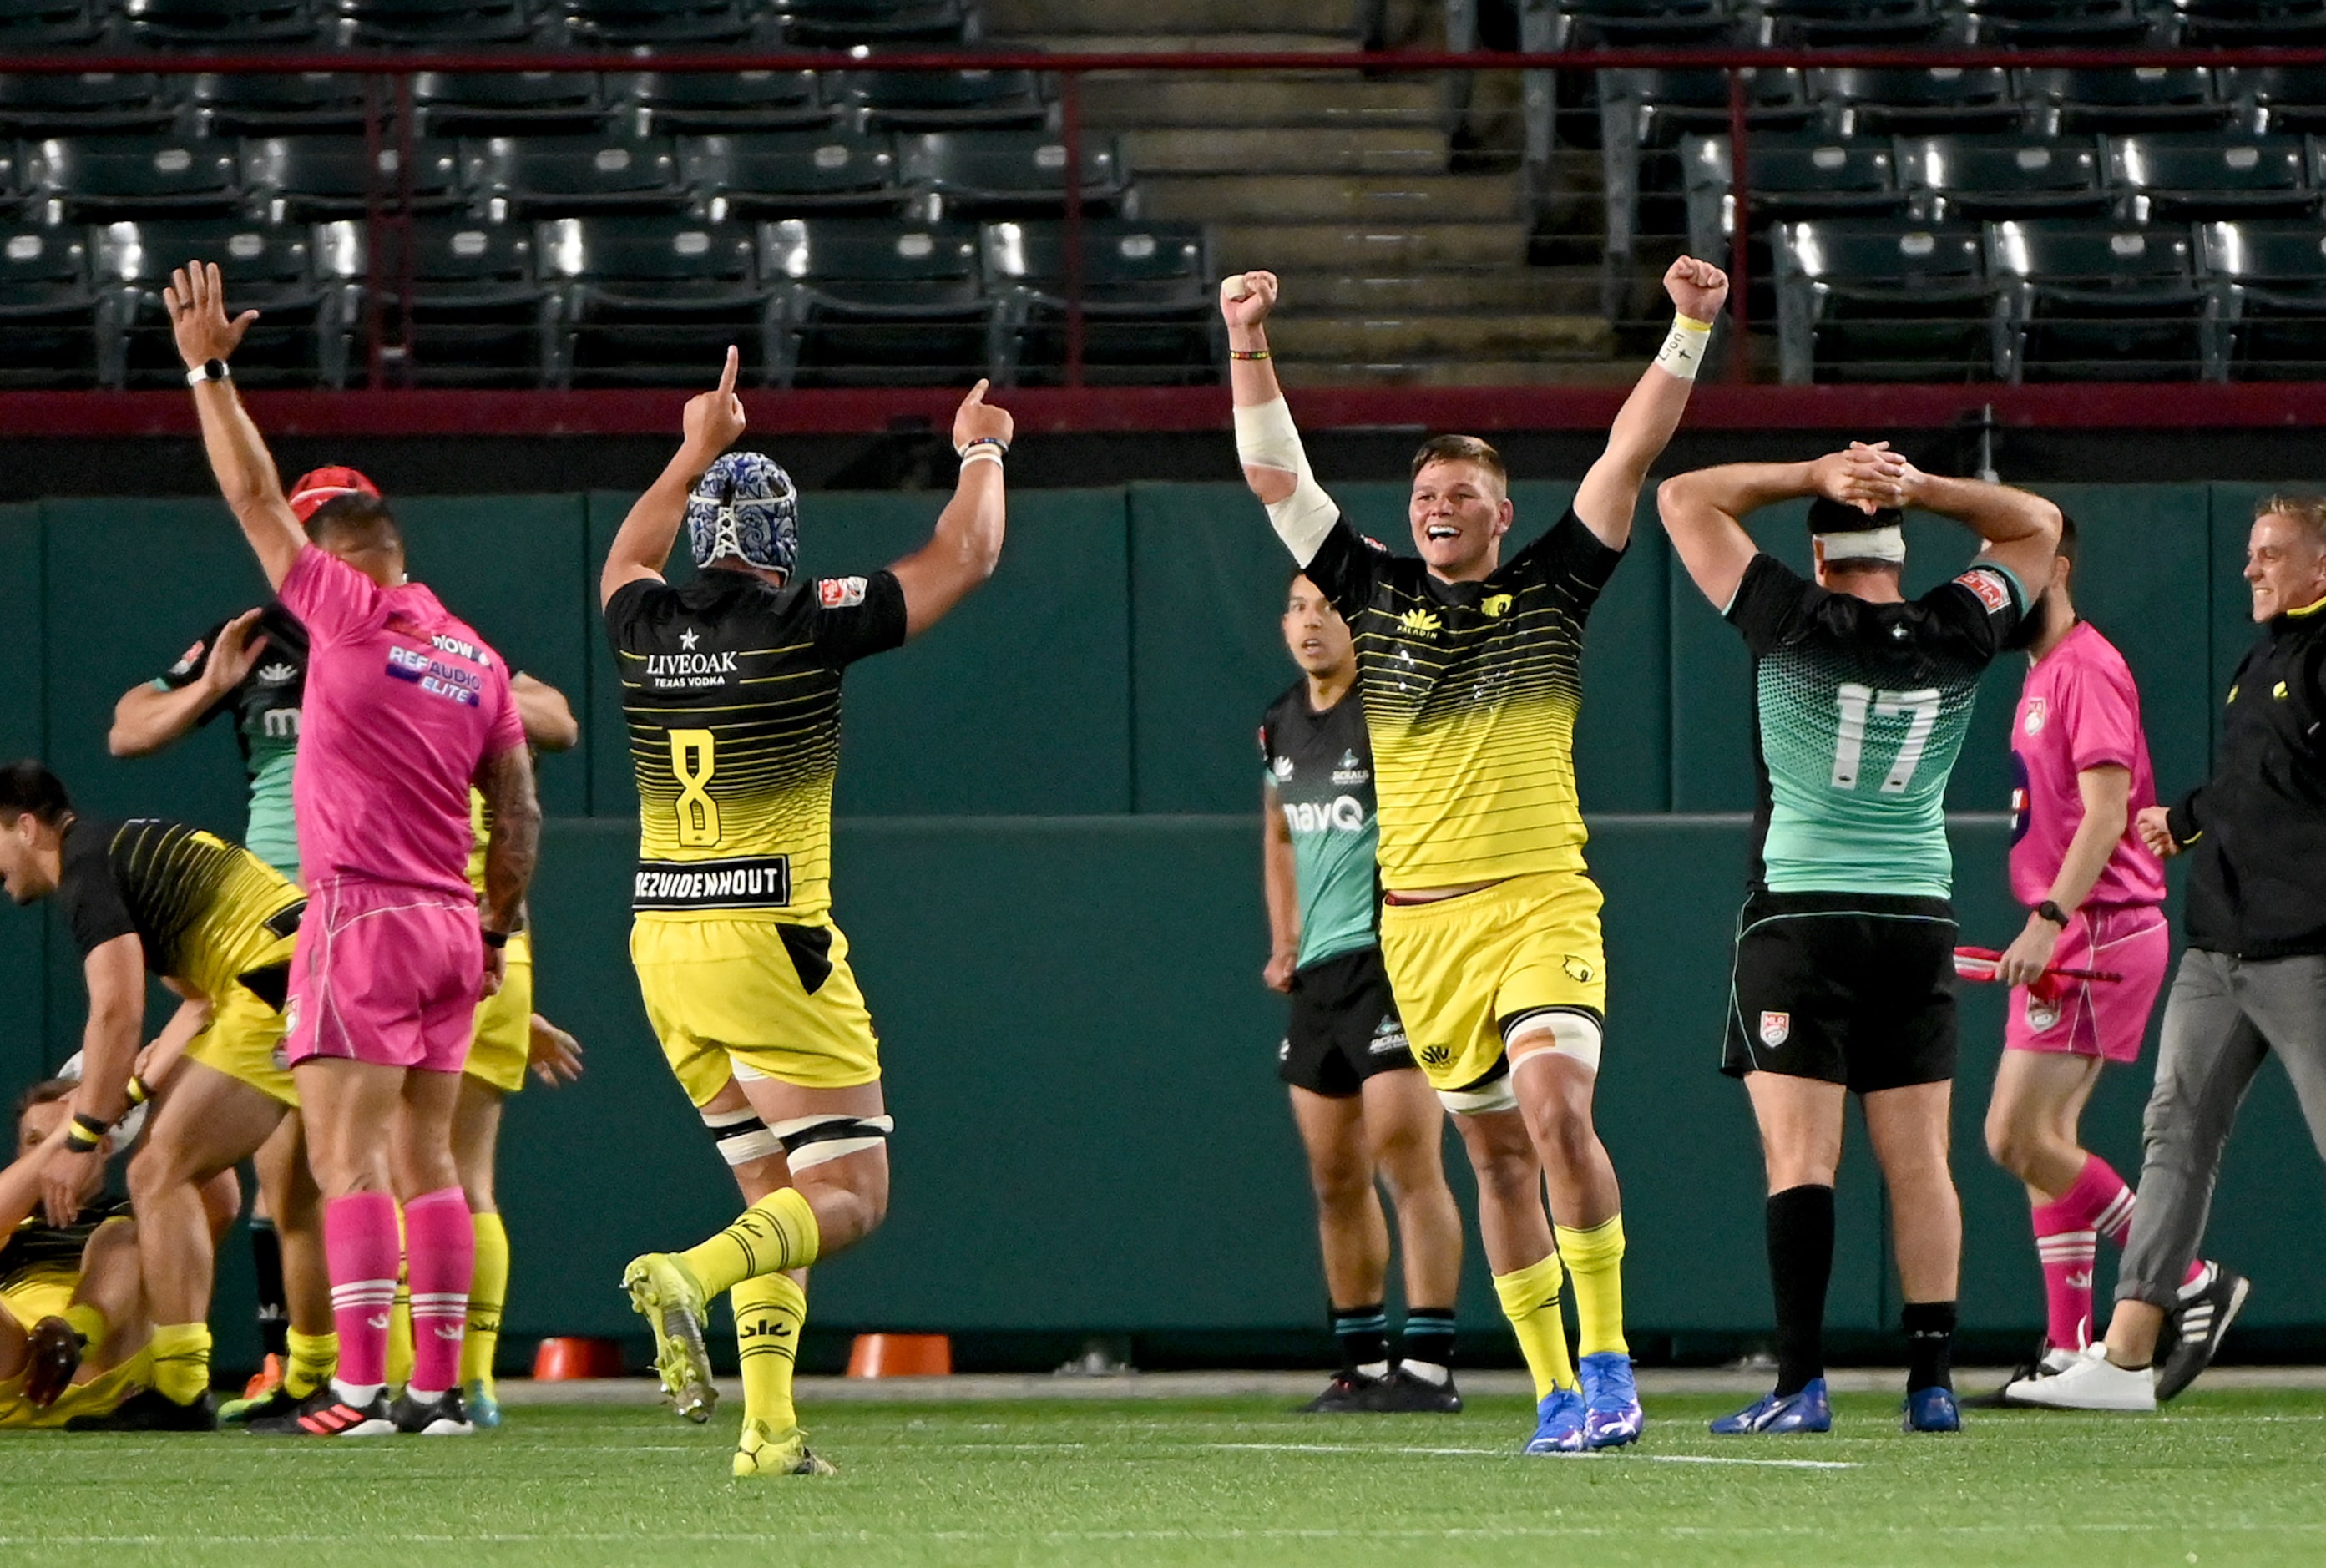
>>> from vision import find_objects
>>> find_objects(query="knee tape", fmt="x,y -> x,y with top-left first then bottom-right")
1506,1009 -> 1604,1074
702,1104 -> 783,1168
1232,396 -> 1339,564
769,1115 -> 894,1171
1437,1073 -> 1520,1118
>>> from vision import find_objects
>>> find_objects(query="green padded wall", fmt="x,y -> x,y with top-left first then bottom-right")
0,503 -> 45,1091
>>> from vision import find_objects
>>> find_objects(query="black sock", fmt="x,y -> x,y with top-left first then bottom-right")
1767,1184 -> 1835,1398
249,1218 -> 289,1359
1399,1308 -> 1456,1375
1332,1303 -> 1390,1374
1904,1300 -> 1958,1393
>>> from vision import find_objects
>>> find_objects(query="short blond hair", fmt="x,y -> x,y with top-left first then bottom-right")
2255,493 -> 2326,550
1410,434 -> 1507,491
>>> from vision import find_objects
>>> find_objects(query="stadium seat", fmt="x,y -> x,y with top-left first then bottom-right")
316,215 -> 552,385
1554,0 -> 1742,47
99,217 -> 344,387
898,132 -> 1127,221
982,219 -> 1217,387
2019,68 -> 2232,135
190,73 -> 372,136
682,129 -> 900,218
1900,135 -> 2110,221
2111,134 -> 2313,223
769,0 -> 968,47
1964,0 -> 2155,45
0,224 -> 99,387
465,135 -> 689,219
1989,219 -> 2216,381
762,218 -> 1000,387
412,73 -> 608,138
554,0 -> 756,48
2222,67 -> 2326,134
2202,219 -> 2326,378
1757,0 -> 1952,45
330,0 -> 539,43
1815,68 -> 2023,137
0,75 -> 174,139
841,68 -> 1050,134
619,72 -> 833,135
1682,134 -> 1904,255
1772,219 -> 1995,382
121,0 -> 316,45
539,215 -> 768,386
243,136 -> 463,221
2174,0 -> 2326,44
28,138 -> 242,224
0,0 -> 104,46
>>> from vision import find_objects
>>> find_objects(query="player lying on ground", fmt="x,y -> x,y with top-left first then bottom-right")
172,259 -> 542,1439
604,349 -> 1009,1477
0,761 -> 318,1429
1657,443 -> 2059,1435
1228,256 -> 1727,1454
2007,495 -> 2326,1411
1262,571 -> 1465,1414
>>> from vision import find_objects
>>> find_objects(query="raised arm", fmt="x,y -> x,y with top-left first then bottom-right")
1570,257 -> 1730,549
600,347 -> 747,608
109,608 -> 268,758
1658,446 -> 1907,609
887,381 -> 1011,640
1221,271 -> 1340,566
510,672 -> 579,754
166,263 -> 305,589
1882,461 -> 2062,594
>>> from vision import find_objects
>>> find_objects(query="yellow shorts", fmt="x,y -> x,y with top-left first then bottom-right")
1377,868 -> 1608,1104
0,1269 -> 150,1428
464,930 -> 533,1095
184,977 -> 296,1108
632,917 -> 882,1105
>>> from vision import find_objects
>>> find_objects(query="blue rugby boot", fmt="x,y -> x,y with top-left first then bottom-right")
1578,1351 -> 1645,1450
1903,1384 -> 1961,1433
1709,1378 -> 1832,1434
1522,1386 -> 1587,1454
465,1379 -> 503,1429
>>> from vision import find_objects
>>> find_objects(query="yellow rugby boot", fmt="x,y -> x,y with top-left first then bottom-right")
621,1252 -> 716,1424
734,1419 -> 837,1478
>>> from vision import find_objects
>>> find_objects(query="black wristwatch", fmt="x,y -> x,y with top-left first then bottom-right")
2035,900 -> 2071,928
185,358 -> 230,386
480,927 -> 510,949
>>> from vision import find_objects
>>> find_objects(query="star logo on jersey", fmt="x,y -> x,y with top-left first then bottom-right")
256,661 -> 297,686
1398,608 -> 1442,635
1481,593 -> 1514,619
680,628 -> 700,650
1890,624 -> 1909,640
1759,1011 -> 1791,1046
2023,698 -> 2046,736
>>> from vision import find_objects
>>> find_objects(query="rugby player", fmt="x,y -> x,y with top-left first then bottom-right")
1226,257 -> 1728,1454
604,349 -> 1009,1477
170,260 -> 541,1439
0,761 -> 310,1429
2005,495 -> 2325,1411
1656,445 -> 2059,1434
1262,572 -> 1464,1414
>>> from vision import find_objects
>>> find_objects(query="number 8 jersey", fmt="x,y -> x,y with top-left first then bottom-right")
1725,552 -> 2026,898
604,568 -> 908,923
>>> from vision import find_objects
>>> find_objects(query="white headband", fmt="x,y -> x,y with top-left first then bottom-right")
1815,525 -> 1906,563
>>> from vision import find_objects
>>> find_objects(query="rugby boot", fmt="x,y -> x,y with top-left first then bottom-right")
392,1386 -> 474,1435
219,1380 -> 303,1424
2001,1345 -> 2154,1412
1522,1386 -> 1587,1454
1578,1350 -> 1646,1449
1367,1365 -> 1462,1414
21,1315 -> 82,1408
2157,1263 -> 2249,1403
247,1385 -> 395,1436
1709,1378 -> 1831,1434
734,1419 -> 837,1477
465,1378 -> 503,1429
67,1387 -> 217,1432
622,1252 -> 716,1424
1297,1368 -> 1387,1414
1903,1385 -> 1962,1432
238,1353 -> 284,1406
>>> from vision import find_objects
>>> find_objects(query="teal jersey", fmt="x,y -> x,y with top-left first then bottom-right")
1262,682 -> 1380,969
154,604 -> 309,881
1727,554 -> 2025,898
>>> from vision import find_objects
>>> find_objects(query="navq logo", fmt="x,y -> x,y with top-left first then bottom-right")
1282,795 -> 1367,834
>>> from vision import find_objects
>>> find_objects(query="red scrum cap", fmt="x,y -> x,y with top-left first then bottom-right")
286,465 -> 381,524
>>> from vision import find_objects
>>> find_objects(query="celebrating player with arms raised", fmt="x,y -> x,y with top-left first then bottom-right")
1226,256 -> 1727,1454
604,349 -> 1009,1478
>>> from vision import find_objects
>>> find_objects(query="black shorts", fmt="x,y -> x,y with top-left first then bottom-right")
1279,946 -> 1415,1098
1722,891 -> 1959,1095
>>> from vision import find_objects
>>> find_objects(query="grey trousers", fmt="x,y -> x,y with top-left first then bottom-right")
2116,948 -> 2326,1308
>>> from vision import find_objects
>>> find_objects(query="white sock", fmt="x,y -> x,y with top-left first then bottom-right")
1400,1359 -> 1450,1386
1355,1359 -> 1391,1380
333,1378 -> 384,1405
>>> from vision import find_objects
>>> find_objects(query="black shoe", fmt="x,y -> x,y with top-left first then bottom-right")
64,1387 -> 216,1432
1960,1339 -> 2071,1410
22,1316 -> 83,1409
1298,1369 -> 1387,1414
2157,1263 -> 2249,1403
392,1387 -> 474,1435
247,1385 -> 394,1437
1367,1365 -> 1463,1413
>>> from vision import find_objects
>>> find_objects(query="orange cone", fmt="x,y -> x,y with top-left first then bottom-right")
847,1333 -> 952,1378
533,1336 -> 624,1380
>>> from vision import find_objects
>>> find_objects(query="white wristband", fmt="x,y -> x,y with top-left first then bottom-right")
960,448 -> 1004,472
1653,313 -> 1712,382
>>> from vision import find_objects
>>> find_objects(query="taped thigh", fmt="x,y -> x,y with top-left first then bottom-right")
1503,1005 -> 1605,1074
769,1115 -> 895,1171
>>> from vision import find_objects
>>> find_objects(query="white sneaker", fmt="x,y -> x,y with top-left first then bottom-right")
2003,1346 -> 2157,1412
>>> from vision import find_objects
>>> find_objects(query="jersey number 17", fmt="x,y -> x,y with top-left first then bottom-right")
1830,684 -> 1941,795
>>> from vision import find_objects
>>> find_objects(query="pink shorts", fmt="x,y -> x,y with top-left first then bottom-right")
282,877 -> 483,1076
2005,904 -> 2170,1064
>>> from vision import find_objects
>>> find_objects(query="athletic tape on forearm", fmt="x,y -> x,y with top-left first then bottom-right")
1653,313 -> 1713,382
1232,397 -> 1338,564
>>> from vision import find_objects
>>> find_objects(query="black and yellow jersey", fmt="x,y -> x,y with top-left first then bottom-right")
1301,512 -> 1624,892
53,817 -> 306,1007
0,1195 -> 131,1293
604,568 -> 908,924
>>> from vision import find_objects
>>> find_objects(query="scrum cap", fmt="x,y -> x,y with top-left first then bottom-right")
687,451 -> 799,579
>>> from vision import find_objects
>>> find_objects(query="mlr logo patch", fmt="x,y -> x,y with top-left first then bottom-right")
1760,1011 -> 1791,1046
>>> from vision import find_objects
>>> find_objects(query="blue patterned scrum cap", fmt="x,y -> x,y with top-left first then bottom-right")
686,451 -> 799,578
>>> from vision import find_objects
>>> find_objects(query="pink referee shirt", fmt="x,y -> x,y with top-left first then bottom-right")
281,545 -> 524,898
2009,620 -> 2166,910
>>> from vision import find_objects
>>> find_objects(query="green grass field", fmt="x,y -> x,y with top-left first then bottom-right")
3,1390 -> 2321,1566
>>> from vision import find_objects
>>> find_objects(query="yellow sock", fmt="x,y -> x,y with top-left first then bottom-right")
386,1277 -> 414,1389
732,1273 -> 808,1434
677,1187 -> 820,1298
462,1211 -> 510,1392
1555,1214 -> 1631,1358
285,1328 -> 338,1399
149,1322 -> 212,1407
63,1302 -> 107,1349
1493,1252 -> 1577,1401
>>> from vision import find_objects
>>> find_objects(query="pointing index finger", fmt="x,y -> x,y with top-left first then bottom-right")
716,344 -> 738,395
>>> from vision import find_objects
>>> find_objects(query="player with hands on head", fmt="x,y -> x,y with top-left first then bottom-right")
604,351 -> 1008,1478
1229,257 -> 1728,1456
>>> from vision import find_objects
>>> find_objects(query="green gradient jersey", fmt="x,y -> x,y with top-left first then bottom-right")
1726,554 -> 2025,898
1261,682 -> 1381,969
153,604 -> 309,881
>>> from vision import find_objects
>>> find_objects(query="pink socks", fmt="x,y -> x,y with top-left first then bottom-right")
324,1191 -> 402,1394
2031,1155 -> 2133,1350
402,1186 -> 475,1398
